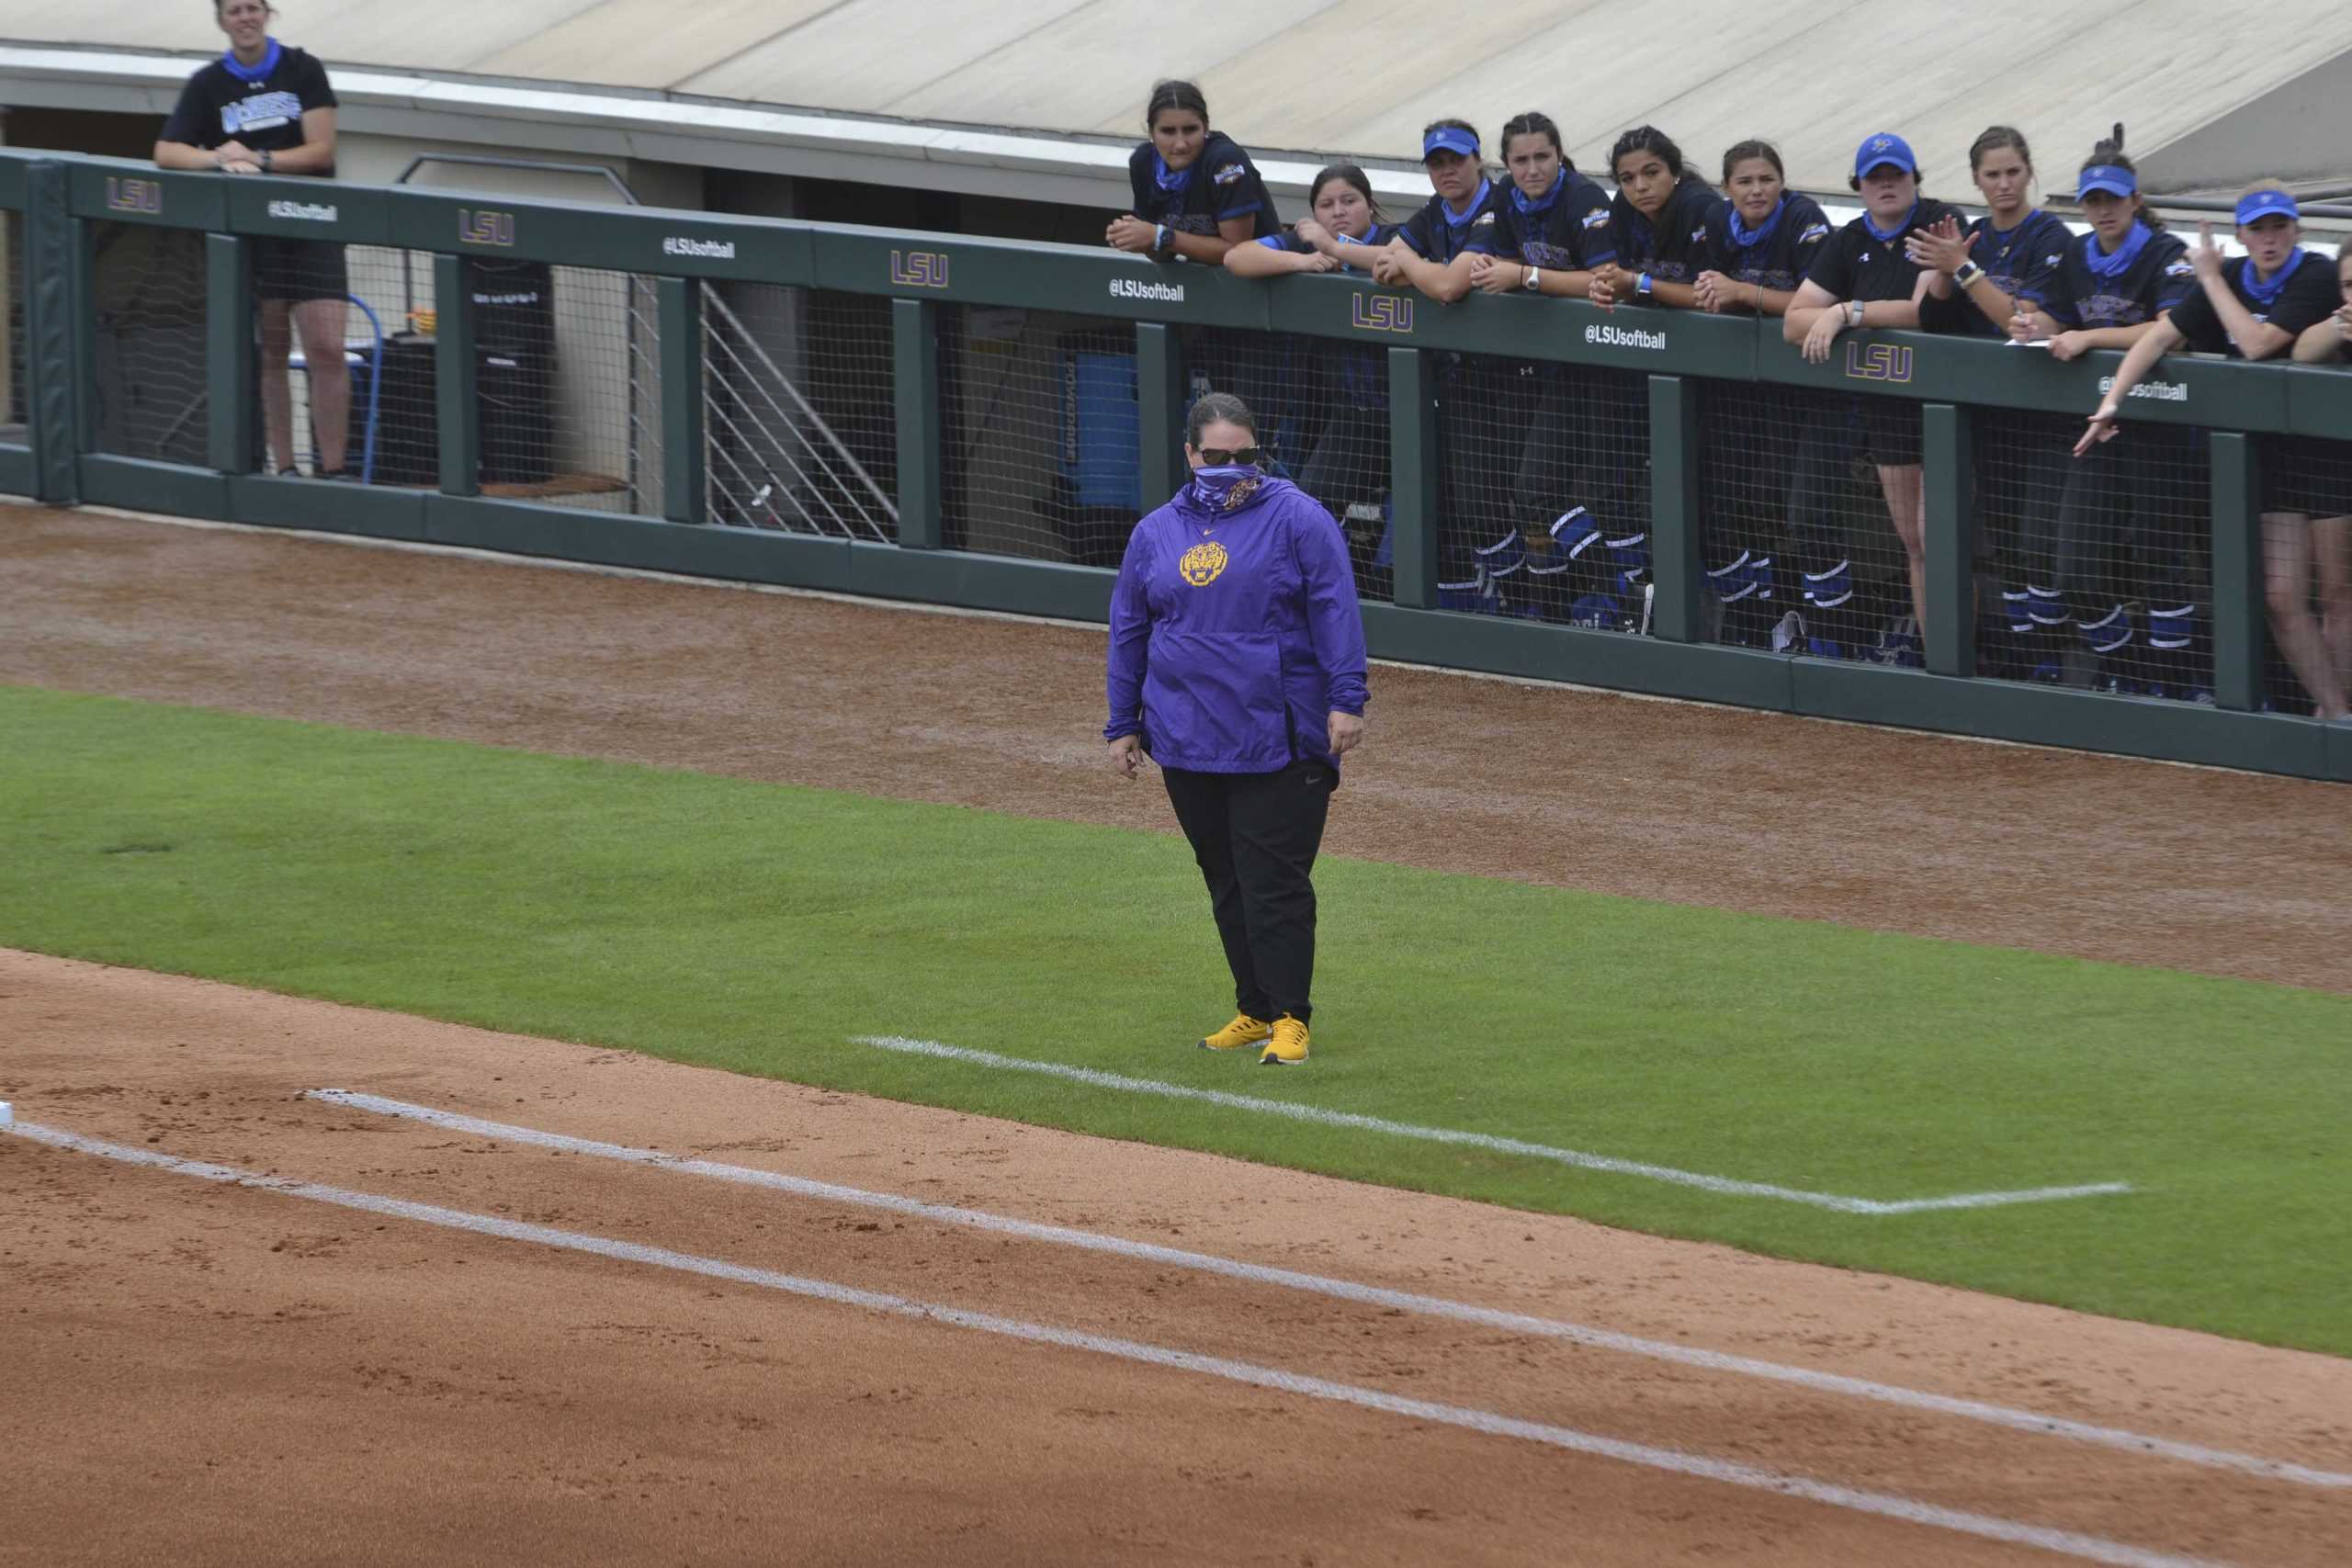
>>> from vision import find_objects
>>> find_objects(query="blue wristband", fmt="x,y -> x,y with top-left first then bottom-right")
1153,223 -> 1170,252
1636,272 -> 1653,297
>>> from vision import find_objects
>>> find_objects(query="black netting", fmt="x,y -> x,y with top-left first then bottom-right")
704,284 -> 896,541
1977,408 -> 2210,701
938,305 -> 1136,563
1416,353 -> 1649,629
476,264 -> 662,514
252,242 -> 435,483
1182,326 -> 1391,604
1698,383 -> 1927,663
2259,434 -> 2352,718
4,209 -> 24,444
91,220 -> 208,465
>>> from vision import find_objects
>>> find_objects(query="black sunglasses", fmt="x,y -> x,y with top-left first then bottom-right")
1195,446 -> 1264,468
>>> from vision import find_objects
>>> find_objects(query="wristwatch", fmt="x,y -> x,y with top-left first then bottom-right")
1954,260 -> 1984,288
260,149 -> 275,174
1522,265 -> 1542,292
1635,272 -> 1654,298
1846,300 -> 1865,328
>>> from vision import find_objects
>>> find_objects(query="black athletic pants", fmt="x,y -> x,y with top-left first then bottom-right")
1162,760 -> 1336,1024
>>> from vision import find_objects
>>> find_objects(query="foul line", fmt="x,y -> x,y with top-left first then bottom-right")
848,1035 -> 2132,1215
310,1089 -> 2348,1492
3,1118 -> 2237,1568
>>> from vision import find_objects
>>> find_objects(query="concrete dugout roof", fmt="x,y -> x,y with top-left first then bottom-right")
6,1 -> 2351,201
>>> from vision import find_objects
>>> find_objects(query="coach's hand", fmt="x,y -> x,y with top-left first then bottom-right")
1108,734 -> 1144,780
1327,711 -> 1363,758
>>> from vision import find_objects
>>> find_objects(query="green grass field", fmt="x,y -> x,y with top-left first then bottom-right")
5,684 -> 2347,1353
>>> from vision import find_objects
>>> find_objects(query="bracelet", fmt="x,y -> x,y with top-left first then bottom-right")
1153,223 -> 1170,252
261,149 -> 274,174
1522,265 -> 1542,292
1636,272 -> 1653,298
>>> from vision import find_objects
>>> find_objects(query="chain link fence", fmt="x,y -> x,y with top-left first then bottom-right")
3,209 -> 23,445
940,305 -> 1136,563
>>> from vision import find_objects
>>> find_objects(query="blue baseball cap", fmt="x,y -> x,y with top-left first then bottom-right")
1422,125 -> 1479,162
2077,164 -> 2137,199
2235,188 -> 2300,225
1853,132 -> 1916,178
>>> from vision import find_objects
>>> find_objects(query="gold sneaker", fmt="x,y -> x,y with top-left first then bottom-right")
1200,1013 -> 1272,1052
1259,1015 -> 1310,1066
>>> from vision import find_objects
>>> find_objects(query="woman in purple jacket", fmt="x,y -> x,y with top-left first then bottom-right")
1106,393 -> 1370,1066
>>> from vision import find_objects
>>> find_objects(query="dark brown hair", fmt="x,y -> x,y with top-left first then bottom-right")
1146,79 -> 1209,131
1307,164 -> 1389,228
1498,111 -> 1575,173
1720,139 -> 1784,184
2084,124 -> 2164,231
1185,391 -> 1258,448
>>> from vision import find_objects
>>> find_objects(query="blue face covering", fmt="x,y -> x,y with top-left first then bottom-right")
1188,464 -> 1268,514
2083,220 -> 2153,280
221,37 -> 282,84
1725,195 -> 1785,254
2241,248 -> 2308,308
1510,166 -> 1566,217
1861,200 -> 1918,244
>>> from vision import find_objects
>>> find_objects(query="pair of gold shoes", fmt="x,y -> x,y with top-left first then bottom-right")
1199,1013 -> 1308,1066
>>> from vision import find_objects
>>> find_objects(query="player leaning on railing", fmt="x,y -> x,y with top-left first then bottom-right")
1465,112 -> 1628,625
2076,186 -> 2348,721
2005,134 -> 2201,697
1784,134 -> 1966,661
1691,140 -> 1833,646
154,0 -> 351,483
2286,248 -> 2352,713
1106,80 -> 1280,266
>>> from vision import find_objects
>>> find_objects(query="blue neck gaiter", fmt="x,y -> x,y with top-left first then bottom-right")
2241,248 -> 2308,309
1510,167 -> 1565,217
1153,152 -> 1193,195
2083,220 -> 2153,280
222,39 -> 282,84
1862,201 -> 1918,244
1726,196 -> 1785,254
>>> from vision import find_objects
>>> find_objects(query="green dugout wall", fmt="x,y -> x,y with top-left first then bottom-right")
2,149 -> 2346,782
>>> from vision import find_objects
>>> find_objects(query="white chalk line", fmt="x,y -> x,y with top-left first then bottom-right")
848,1035 -> 2132,1215
310,1088 -> 2350,1493
1,1118 -> 2240,1568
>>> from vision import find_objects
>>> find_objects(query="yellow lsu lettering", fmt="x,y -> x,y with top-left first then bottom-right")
1351,294 -> 1414,333
106,177 -> 164,216
1843,342 -> 1914,384
890,250 -> 950,289
458,209 -> 516,247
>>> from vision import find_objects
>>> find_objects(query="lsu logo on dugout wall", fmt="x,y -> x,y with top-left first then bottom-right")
1844,341 -> 1914,385
458,209 -> 515,248
1351,294 -> 1414,334
105,177 -> 164,216
1179,540 -> 1228,586
891,250 -> 950,288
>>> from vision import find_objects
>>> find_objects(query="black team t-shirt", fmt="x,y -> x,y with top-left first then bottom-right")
1804,197 -> 1966,302
1608,178 -> 1726,283
2163,250 -> 2339,355
1922,208 -> 2073,336
1489,169 -> 1615,272
1702,192 -> 1833,295
161,43 -> 337,172
1126,131 -> 1280,240
1396,178 -> 1508,265
2040,226 -> 2195,330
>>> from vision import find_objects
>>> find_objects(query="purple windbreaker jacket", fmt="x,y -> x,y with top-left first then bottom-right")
1104,475 -> 1369,773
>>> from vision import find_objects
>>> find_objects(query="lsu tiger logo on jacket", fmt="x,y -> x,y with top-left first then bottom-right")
1180,540 -> 1229,586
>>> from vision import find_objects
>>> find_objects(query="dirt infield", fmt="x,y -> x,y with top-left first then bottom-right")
7,951 -> 2352,1566
6,505 -> 2352,1564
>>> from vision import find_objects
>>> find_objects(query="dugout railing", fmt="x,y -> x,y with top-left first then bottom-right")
1,148 -> 2346,784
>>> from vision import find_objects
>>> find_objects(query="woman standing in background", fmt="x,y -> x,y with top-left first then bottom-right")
155,0 -> 350,482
